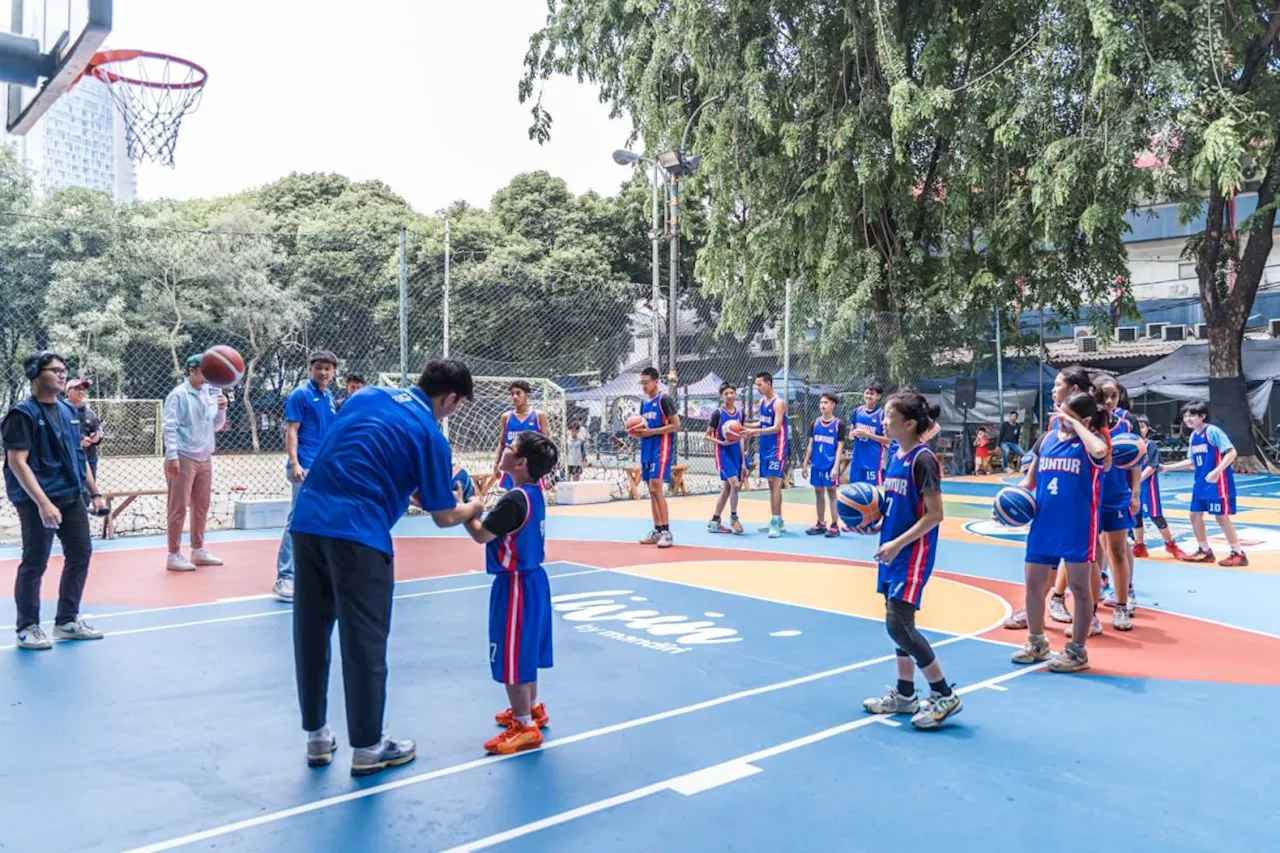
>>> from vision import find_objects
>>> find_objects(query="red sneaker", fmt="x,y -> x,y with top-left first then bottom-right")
484,720 -> 543,755
494,702 -> 549,729
1182,548 -> 1215,562
1218,552 -> 1249,567
1164,542 -> 1189,560
1132,543 -> 1149,558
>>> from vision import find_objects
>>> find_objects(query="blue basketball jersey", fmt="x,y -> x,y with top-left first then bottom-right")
715,407 -> 744,469
757,395 -> 787,463
1189,425 -> 1236,502
640,392 -> 675,464
504,409 -> 541,445
849,405 -> 885,473
1026,431 -> 1102,563
485,485 -> 547,574
809,417 -> 840,472
879,444 -> 940,604
1100,409 -> 1135,511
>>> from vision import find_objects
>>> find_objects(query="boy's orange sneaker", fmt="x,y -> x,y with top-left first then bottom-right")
1219,551 -> 1248,567
1131,543 -> 1149,558
484,721 -> 543,755
494,702 -> 549,729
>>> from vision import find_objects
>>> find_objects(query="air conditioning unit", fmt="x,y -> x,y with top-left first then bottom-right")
1269,318 -> 1280,338
1073,326 -> 1092,339
1077,335 -> 1098,353
1162,324 -> 1186,341
1193,323 -> 1209,340
1116,326 -> 1139,342
1146,322 -> 1166,338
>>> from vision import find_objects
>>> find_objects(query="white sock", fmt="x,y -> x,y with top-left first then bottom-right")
515,714 -> 533,726
307,725 -> 332,742
1197,541 -> 1210,551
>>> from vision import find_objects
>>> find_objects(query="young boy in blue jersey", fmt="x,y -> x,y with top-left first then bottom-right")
742,372 -> 789,537
289,359 -> 485,777
847,381 -> 889,485
1160,400 -> 1247,566
493,381 -> 549,490
802,392 -> 844,537
860,391 -> 960,729
705,382 -> 745,534
463,430 -> 559,755
634,367 -> 680,548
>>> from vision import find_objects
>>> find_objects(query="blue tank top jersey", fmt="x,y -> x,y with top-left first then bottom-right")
1189,425 -> 1236,502
485,484 -> 547,574
716,407 -> 744,466
880,444 -> 940,588
1026,430 -> 1103,561
640,392 -> 675,460
809,417 -> 841,471
503,409 -> 541,445
1100,408 -> 1134,511
850,405 -> 885,472
757,396 -> 787,462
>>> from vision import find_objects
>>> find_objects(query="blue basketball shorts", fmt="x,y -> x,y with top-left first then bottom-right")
1190,494 -> 1236,516
489,568 -> 553,685
759,454 -> 785,479
850,465 -> 882,485
809,466 -> 836,488
876,541 -> 936,606
1100,507 -> 1135,533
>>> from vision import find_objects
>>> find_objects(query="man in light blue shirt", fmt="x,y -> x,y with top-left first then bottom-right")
273,351 -> 338,601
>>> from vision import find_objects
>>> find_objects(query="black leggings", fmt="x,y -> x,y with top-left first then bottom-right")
885,597 -> 935,669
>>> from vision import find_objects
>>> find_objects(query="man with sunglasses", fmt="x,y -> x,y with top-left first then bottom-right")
2,351 -> 107,650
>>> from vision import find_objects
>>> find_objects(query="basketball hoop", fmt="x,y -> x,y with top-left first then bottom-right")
78,50 -> 207,167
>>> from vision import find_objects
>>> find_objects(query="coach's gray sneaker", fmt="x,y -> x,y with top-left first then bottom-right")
351,736 -> 416,777
53,618 -> 103,641
273,577 -> 294,603
862,686 -> 919,715
306,725 -> 337,768
15,625 -> 52,650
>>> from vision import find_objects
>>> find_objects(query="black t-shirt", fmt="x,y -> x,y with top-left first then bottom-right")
912,451 -> 942,495
79,404 -> 102,459
1,402 -> 64,452
483,489 -> 529,538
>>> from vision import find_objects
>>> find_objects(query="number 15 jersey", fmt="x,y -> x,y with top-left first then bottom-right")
1026,430 -> 1103,564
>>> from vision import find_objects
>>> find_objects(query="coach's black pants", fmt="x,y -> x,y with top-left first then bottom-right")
14,496 -> 93,632
292,532 -> 396,749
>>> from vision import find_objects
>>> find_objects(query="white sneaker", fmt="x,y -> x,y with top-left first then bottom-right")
273,577 -> 294,602
53,618 -> 103,641
656,531 -> 673,549
15,625 -> 52,650
191,548 -> 223,566
166,552 -> 196,572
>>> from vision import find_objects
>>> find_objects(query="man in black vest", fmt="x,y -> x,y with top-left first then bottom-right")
3,351 -> 107,650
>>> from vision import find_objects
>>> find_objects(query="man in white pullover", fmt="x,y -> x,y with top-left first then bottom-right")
163,354 -> 227,572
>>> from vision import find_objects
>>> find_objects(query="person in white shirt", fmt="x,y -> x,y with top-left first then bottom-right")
162,354 -> 228,572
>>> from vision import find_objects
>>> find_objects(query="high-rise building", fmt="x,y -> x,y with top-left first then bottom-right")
4,74 -> 137,203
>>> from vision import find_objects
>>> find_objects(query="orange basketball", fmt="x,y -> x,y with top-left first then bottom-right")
722,419 -> 745,442
200,345 -> 244,387
625,415 -> 646,434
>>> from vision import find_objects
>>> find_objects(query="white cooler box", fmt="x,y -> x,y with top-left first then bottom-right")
234,498 -> 292,530
556,480 -> 614,505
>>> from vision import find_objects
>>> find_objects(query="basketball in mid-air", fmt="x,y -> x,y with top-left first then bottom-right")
837,482 -> 883,531
722,420 -> 745,442
200,345 -> 244,387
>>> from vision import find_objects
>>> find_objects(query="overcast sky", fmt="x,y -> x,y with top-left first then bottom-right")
107,0 -> 637,213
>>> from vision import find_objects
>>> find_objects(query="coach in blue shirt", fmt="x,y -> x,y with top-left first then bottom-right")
290,358 -> 484,777
273,350 -> 339,602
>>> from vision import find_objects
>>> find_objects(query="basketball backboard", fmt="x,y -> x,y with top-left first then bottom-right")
3,0 -> 112,135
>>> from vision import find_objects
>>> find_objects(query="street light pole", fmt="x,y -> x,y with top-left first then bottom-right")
667,174 -> 679,396
650,161 -> 661,372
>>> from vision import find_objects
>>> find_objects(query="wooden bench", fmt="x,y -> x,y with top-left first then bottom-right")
623,463 -> 689,498
100,490 -> 167,538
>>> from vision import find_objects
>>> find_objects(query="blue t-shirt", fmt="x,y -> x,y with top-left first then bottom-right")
849,405 -> 885,472
1100,409 -> 1136,511
284,379 -> 338,470
809,417 -> 843,472
484,484 -> 547,574
1027,430 -> 1104,561
1189,424 -> 1235,501
290,386 -> 456,555
757,396 -> 788,462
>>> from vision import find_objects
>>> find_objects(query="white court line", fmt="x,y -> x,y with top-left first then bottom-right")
0,569 -> 604,652
3,563 -> 595,633
437,664 -> 1048,853
120,628 -> 997,853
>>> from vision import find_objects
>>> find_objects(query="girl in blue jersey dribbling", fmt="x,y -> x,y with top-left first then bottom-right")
860,390 -> 960,729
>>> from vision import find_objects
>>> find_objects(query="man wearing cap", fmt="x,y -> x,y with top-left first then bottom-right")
64,378 -> 102,491
162,354 -> 228,572
273,351 -> 339,602
2,351 -> 108,649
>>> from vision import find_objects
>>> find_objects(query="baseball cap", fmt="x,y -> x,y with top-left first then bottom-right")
185,354 -> 203,370
65,378 -> 92,390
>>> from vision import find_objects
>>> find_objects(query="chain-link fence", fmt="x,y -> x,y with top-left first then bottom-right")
0,212 -> 1029,544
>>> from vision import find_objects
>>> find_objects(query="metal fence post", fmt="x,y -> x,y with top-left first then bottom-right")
399,226 -> 409,388
444,216 -> 451,360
